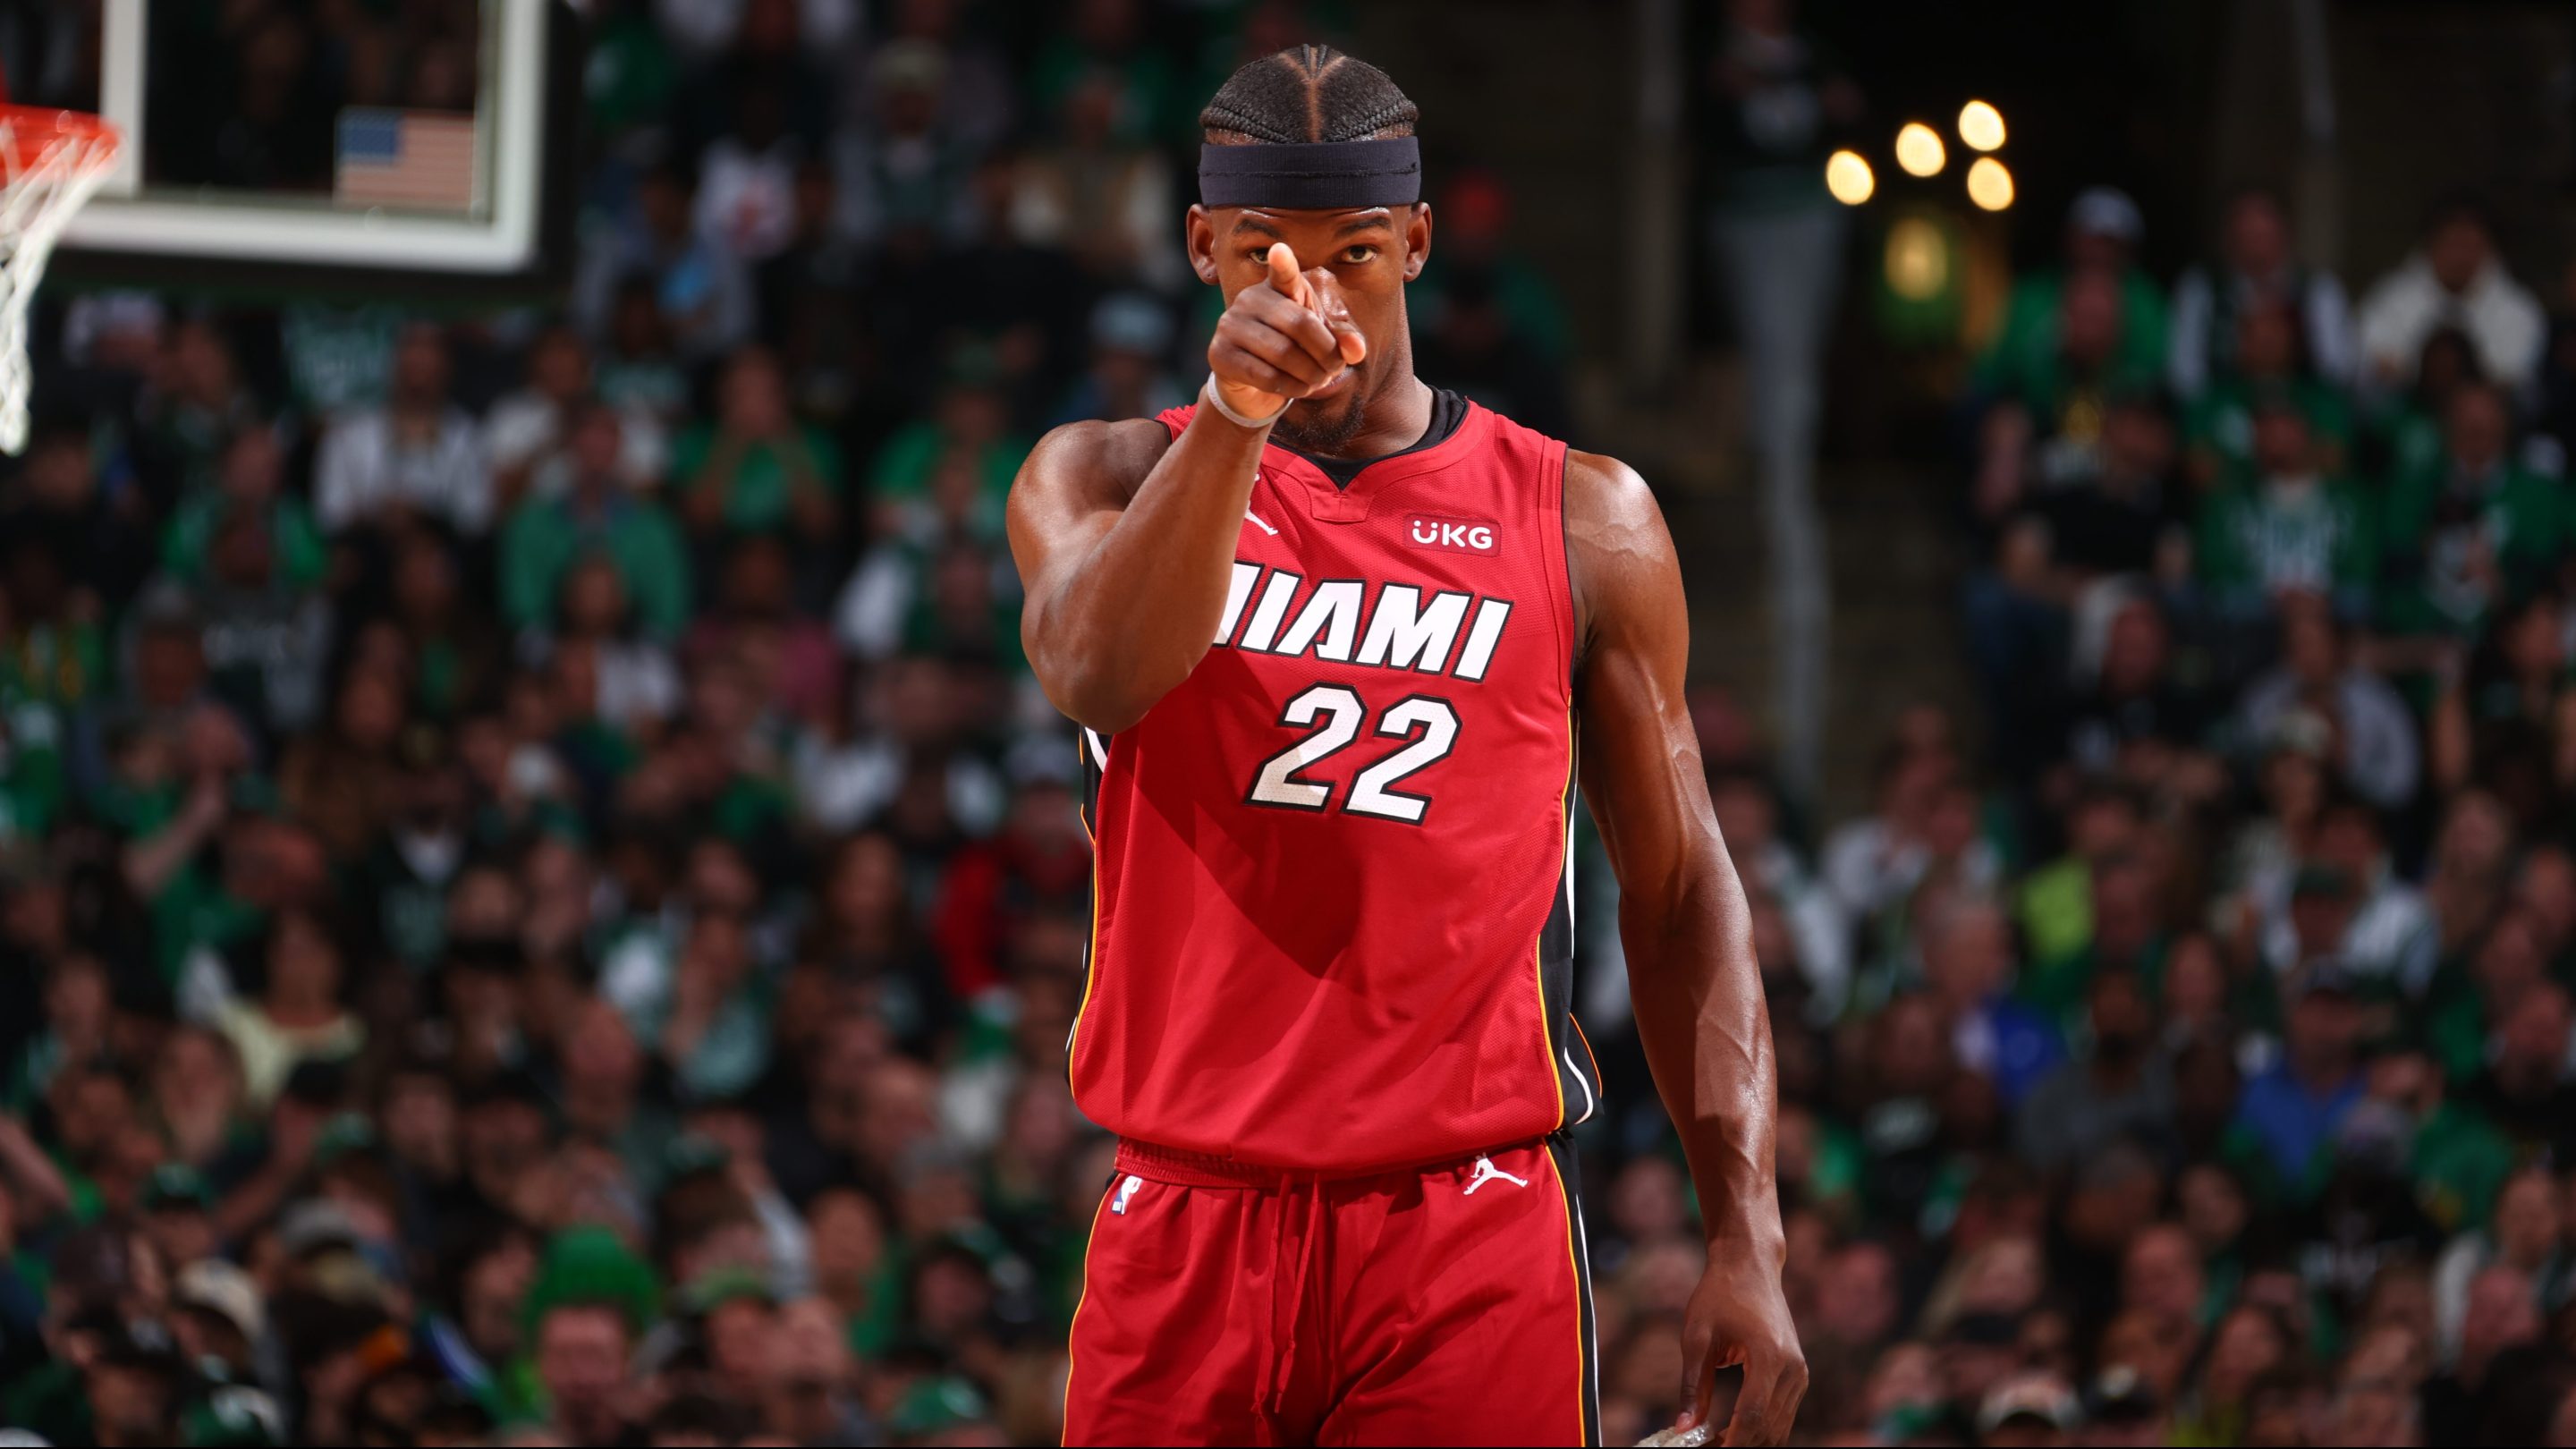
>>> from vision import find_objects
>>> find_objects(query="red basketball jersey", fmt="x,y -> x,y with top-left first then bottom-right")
1069,399 -> 1602,1174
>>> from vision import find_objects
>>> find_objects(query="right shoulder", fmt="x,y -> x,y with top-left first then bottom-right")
1013,417 -> 1179,506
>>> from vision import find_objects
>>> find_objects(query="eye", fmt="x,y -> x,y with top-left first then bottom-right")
1339,245 -> 1380,265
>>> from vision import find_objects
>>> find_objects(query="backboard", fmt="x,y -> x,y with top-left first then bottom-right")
15,0 -> 578,299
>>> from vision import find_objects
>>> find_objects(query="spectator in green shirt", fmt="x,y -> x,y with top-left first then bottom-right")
2361,1050 -> 2513,1240
583,0 -> 679,146
867,362 -> 1026,544
673,347 -> 842,539
1975,188 -> 2169,417
2379,381 -> 2569,639
2195,402 -> 2377,624
2426,591 -> 2572,805
0,686 -> 64,845
597,278 -> 691,428
1974,270 -> 2163,521
1027,0 -> 1187,148
6,954 -> 111,1115
2360,325 -> 2479,492
0,539 -> 106,717
160,428 -> 326,593
2183,303 -> 2354,491
503,403 -> 692,640
140,319 -> 264,504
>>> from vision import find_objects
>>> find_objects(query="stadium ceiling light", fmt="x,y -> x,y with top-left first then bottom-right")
1967,156 -> 2015,211
1894,123 -> 1946,178
1958,99 -> 2006,152
1825,149 -> 1875,206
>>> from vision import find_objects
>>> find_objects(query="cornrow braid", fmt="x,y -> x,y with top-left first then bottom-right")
1199,43 -> 1419,146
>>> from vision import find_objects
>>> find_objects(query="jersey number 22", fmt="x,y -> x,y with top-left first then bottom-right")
1246,683 -> 1459,824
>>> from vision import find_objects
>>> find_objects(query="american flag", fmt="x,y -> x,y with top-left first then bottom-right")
335,109 -> 479,210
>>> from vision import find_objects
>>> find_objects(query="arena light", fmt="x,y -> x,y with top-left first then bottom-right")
1884,216 -> 1950,301
1894,123 -> 1946,178
1958,100 -> 2006,153
1967,156 -> 2015,211
1825,149 -> 1875,206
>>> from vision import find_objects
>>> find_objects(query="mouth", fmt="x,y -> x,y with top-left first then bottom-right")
1301,365 -> 1360,402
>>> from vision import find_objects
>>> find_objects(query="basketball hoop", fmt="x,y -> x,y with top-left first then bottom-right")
0,106 -> 119,454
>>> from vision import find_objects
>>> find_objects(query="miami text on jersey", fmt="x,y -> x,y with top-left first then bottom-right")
1209,560 -> 1514,682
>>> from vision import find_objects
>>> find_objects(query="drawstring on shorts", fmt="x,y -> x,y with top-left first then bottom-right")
1251,1173 -> 1327,1438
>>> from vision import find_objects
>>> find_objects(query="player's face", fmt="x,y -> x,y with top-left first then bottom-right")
1191,201 -> 1433,447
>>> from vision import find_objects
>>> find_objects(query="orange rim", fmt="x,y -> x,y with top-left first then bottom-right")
0,106 -> 120,175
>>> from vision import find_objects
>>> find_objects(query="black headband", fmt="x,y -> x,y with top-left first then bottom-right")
1198,138 -> 1422,210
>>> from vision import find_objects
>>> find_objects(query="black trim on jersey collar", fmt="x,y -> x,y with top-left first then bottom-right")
1290,387 -> 1470,491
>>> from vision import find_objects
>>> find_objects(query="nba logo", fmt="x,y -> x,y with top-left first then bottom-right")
1111,1174 -> 1143,1215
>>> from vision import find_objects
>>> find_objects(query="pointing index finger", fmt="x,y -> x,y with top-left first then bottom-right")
1265,242 -> 1307,303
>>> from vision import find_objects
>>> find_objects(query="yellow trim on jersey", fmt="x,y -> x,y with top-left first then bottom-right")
1058,1185 -> 1117,1445
1540,1145 -> 1594,1447
1066,729 -> 1106,1097
1074,731 -> 1093,843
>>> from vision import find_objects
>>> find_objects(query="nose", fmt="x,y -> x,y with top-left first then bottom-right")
1307,266 -> 1355,322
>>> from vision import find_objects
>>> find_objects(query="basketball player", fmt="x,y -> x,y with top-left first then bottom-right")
1009,47 -> 1805,1448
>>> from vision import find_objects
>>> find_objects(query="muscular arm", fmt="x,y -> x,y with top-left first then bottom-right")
1569,452 -> 1803,1445
1005,410 -> 1270,733
1008,242 -> 1359,733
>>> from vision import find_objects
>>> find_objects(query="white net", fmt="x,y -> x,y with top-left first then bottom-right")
0,109 -> 119,454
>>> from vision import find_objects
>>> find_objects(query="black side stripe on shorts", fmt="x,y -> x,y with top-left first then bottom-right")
1547,1133 -> 1602,1447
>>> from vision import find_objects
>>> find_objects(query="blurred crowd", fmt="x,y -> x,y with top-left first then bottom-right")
0,2 -> 1588,1445
9,1 -> 2576,1449
1776,178 -> 2576,1445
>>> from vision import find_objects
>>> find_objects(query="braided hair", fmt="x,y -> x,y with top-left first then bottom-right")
1199,44 -> 1419,145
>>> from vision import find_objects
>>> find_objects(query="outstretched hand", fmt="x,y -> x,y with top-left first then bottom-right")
1207,242 -> 1367,423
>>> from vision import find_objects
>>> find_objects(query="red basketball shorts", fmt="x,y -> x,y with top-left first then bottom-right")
1061,1136 -> 1600,1447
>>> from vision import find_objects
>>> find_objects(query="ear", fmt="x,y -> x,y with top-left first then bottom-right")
1402,203 -> 1433,282
1186,205 -> 1222,286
